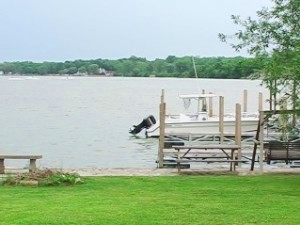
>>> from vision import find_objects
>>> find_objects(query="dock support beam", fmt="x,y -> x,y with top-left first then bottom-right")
209,92 -> 213,117
235,103 -> 242,168
243,89 -> 248,113
0,159 -> 4,174
158,89 -> 166,168
219,96 -> 224,144
259,92 -> 264,173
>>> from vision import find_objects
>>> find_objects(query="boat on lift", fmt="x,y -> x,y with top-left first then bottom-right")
130,93 -> 259,138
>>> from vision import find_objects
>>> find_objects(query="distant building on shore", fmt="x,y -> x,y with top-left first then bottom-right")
105,71 -> 114,76
99,68 -> 114,76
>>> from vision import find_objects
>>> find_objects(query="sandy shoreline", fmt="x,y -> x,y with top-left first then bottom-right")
2,166 -> 300,177
64,167 -> 300,176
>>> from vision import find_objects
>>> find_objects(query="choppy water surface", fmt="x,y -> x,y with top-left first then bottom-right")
0,76 -> 268,169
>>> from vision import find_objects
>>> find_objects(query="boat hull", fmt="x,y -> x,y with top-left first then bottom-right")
146,119 -> 258,138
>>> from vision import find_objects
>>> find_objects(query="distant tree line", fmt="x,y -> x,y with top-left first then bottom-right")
0,56 -> 266,79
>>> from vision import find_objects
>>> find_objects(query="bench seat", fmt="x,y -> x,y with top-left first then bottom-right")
173,144 -> 241,172
176,159 -> 247,163
266,141 -> 300,164
0,155 -> 42,174
0,155 -> 42,159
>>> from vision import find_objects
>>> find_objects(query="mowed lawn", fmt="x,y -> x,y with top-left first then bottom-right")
0,175 -> 300,225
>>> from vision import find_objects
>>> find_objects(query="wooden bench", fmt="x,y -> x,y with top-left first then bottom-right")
266,141 -> 300,164
0,155 -> 42,174
175,159 -> 246,172
173,145 -> 244,172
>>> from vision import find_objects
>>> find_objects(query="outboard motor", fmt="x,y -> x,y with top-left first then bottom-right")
129,115 -> 156,135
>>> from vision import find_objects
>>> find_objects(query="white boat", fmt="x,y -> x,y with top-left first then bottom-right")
144,93 -> 259,138
25,76 -> 40,80
8,77 -> 25,80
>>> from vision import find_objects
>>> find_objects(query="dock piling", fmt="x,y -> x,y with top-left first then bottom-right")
158,89 -> 166,168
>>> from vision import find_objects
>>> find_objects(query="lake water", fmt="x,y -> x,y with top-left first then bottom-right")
0,76 -> 269,169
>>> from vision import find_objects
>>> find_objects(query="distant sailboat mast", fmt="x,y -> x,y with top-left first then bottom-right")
192,56 -> 198,78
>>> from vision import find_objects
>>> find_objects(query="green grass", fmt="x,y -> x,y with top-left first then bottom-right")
1,175 -> 300,225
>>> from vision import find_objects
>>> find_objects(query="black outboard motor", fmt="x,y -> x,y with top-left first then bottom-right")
129,115 -> 156,135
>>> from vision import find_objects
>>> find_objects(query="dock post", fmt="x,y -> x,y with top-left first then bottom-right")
258,92 -> 263,113
243,89 -> 248,113
201,89 -> 207,112
209,92 -> 213,117
259,110 -> 264,173
0,159 -> 4,174
235,103 -> 242,167
219,96 -> 224,144
269,85 -> 273,111
279,96 -> 288,141
158,89 -> 166,168
257,92 -> 264,173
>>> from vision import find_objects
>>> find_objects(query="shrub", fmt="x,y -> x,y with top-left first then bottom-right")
1,169 -> 83,187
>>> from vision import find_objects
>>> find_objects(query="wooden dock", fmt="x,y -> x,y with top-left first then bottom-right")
157,89 -> 248,171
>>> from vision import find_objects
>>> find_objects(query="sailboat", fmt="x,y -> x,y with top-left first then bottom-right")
192,56 -> 198,78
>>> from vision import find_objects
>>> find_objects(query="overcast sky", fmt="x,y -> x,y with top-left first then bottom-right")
0,0 -> 273,62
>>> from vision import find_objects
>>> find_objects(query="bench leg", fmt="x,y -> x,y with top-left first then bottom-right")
0,159 -> 4,174
177,162 -> 181,173
267,156 -> 270,165
29,159 -> 37,172
230,150 -> 234,171
177,151 -> 181,173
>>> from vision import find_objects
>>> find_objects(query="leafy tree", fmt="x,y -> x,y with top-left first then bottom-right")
67,67 -> 78,74
166,63 -> 175,74
145,63 -> 154,75
219,0 -> 300,125
1,63 -> 15,74
37,65 -> 49,75
152,59 -> 167,76
87,64 -> 99,75
220,2 -> 298,94
128,55 -> 147,62
166,55 -> 177,63
78,66 -> 87,74
132,68 -> 141,77
122,60 -> 135,76
174,57 -> 192,76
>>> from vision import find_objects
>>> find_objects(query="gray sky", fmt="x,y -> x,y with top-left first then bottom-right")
0,0 -> 272,62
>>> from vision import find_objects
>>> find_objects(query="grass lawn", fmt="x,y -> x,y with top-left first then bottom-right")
0,175 -> 300,225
